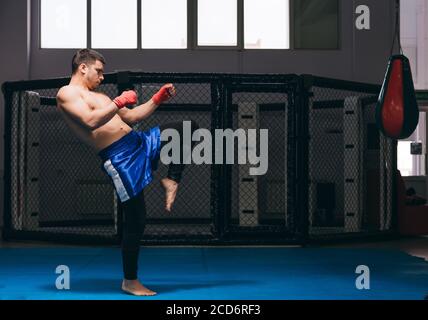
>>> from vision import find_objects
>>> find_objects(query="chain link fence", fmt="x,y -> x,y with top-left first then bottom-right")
131,79 -> 215,240
2,73 -> 394,245
306,76 -> 396,241
225,88 -> 293,240
6,80 -> 119,243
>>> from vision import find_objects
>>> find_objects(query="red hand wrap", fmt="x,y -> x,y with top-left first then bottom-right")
152,84 -> 174,105
113,90 -> 137,109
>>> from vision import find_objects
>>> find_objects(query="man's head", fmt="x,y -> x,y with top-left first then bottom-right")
71,49 -> 106,89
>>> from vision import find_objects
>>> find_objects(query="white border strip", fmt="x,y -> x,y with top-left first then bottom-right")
103,160 -> 130,202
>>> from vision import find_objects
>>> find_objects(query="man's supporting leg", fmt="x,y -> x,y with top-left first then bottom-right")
119,191 -> 156,296
120,190 -> 145,280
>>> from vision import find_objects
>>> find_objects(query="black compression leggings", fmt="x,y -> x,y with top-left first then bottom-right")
120,190 -> 146,280
119,120 -> 199,280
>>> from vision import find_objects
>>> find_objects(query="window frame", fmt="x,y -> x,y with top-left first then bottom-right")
91,0 -> 140,49
37,0 -> 191,50
140,0 -> 189,49
193,0 -> 243,50
36,0 -> 340,51
243,0 -> 292,50
398,102 -> 428,177
291,0 -> 341,51
400,0 -> 428,90
38,0 -> 89,50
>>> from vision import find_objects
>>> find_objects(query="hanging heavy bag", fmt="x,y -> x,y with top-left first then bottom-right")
375,54 -> 419,139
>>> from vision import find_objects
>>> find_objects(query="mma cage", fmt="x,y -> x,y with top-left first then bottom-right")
2,72 -> 397,245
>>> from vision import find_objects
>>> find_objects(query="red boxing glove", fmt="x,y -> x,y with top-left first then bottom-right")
152,84 -> 175,105
113,90 -> 137,109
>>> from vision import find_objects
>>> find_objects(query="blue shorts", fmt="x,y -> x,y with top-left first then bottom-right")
98,126 -> 161,202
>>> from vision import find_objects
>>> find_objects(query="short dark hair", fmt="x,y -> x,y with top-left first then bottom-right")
71,49 -> 106,75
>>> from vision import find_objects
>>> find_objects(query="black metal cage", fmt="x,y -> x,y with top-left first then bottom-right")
2,72 -> 395,245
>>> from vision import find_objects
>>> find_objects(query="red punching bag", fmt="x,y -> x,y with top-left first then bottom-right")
375,54 -> 419,139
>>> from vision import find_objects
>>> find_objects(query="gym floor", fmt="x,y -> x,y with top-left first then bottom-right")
0,236 -> 427,300
2,236 -> 427,259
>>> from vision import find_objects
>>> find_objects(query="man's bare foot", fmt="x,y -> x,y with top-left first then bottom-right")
160,178 -> 179,212
122,279 -> 157,296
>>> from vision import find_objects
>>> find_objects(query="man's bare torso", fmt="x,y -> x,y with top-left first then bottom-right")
57,85 -> 132,151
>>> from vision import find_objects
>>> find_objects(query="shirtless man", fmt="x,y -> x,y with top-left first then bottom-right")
56,49 -> 198,296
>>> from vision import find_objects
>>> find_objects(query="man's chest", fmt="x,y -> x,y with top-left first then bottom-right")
81,91 -> 110,110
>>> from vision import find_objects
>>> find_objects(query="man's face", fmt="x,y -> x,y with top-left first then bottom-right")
81,60 -> 104,89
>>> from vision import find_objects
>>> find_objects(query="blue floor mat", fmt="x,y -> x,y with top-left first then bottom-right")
0,247 -> 427,300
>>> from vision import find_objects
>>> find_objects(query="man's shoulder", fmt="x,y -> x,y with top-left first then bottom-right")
57,85 -> 80,101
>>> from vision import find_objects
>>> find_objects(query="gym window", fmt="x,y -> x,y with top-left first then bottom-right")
91,0 -> 138,49
197,0 -> 238,47
244,0 -> 290,49
398,0 -> 428,177
40,0 -> 87,49
293,0 -> 340,49
39,0 -> 339,50
397,112 -> 426,177
141,0 -> 188,49
401,0 -> 428,90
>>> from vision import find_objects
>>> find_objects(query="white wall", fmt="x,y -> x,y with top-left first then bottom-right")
401,0 -> 428,90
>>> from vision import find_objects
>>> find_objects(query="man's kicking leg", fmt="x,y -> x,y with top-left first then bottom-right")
120,190 -> 156,296
159,120 -> 199,211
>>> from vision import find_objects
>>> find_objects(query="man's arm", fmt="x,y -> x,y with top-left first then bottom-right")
117,99 -> 158,126
56,87 -> 136,130
117,84 -> 176,126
